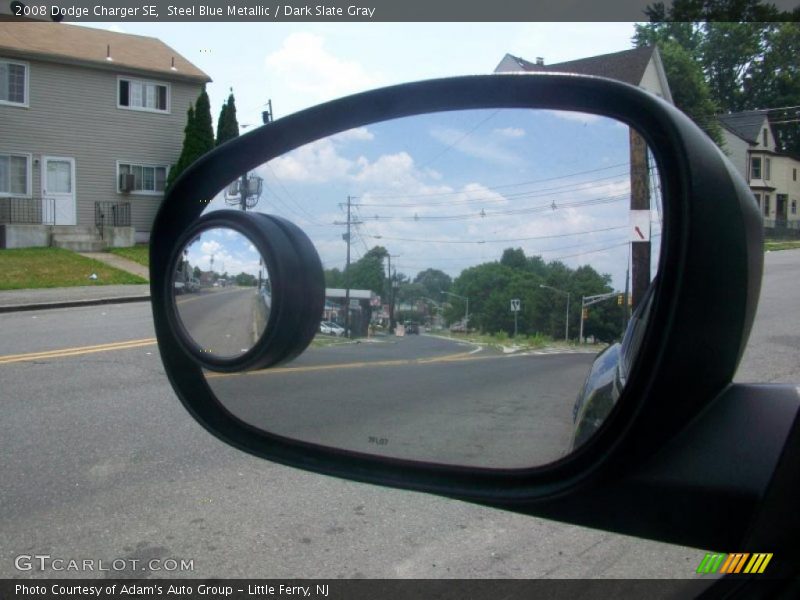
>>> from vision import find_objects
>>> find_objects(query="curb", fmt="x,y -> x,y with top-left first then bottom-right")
0,295 -> 151,314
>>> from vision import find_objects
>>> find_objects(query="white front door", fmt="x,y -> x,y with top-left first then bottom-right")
42,156 -> 76,225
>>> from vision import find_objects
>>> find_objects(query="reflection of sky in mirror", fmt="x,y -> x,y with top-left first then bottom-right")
202,109 -> 663,290
183,228 -> 264,279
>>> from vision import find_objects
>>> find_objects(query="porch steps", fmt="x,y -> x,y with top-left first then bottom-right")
51,226 -> 106,252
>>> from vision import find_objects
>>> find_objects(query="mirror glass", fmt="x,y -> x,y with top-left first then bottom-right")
173,227 -> 271,358
197,108 -> 662,468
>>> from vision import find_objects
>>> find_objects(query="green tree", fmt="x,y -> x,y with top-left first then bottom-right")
447,250 -> 619,339
166,104 -> 194,190
345,246 -> 388,295
643,0 -> 788,22
500,247 -> 528,271
413,268 -> 452,298
216,91 -> 240,146
324,267 -> 345,288
633,31 -> 724,144
234,272 -> 258,287
638,3 -> 800,154
166,87 -> 216,191
193,88 -> 215,152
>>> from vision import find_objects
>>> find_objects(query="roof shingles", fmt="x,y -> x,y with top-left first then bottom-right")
0,22 -> 210,82
503,47 -> 657,87
718,110 -> 769,144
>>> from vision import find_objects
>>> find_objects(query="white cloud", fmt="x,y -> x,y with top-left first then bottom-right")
494,127 -> 525,138
429,127 -> 522,166
264,138 -> 355,183
264,33 -> 380,103
200,240 -> 222,255
332,127 -> 374,143
547,110 -> 603,125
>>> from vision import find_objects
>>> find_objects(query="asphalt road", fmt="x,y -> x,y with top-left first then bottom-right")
0,249 -> 797,580
175,287 -> 262,357
210,336 -> 595,467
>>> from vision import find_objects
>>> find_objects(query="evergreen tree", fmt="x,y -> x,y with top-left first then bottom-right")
216,91 -> 240,146
216,102 -> 228,145
166,87 -> 216,191
166,104 -> 195,191
193,88 -> 215,153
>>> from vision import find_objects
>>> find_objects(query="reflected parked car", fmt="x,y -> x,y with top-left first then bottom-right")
319,321 -> 345,336
404,321 -> 420,334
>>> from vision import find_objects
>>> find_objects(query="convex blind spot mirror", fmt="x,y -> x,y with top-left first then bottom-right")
166,210 -> 325,373
173,226 -> 270,359
175,107 -> 661,468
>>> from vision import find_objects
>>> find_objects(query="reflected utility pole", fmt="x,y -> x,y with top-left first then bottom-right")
334,196 -> 361,338
630,128 -> 650,312
386,253 -> 400,331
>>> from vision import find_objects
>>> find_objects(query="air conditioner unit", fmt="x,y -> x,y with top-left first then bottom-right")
119,173 -> 135,193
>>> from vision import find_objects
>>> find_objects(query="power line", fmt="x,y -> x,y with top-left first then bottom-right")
358,192 -> 628,222
263,164 -> 328,227
355,170 -> 634,209
358,162 -> 633,202
414,109 -> 501,172
363,224 -> 629,245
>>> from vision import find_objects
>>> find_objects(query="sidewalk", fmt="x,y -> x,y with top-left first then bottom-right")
0,284 -> 151,313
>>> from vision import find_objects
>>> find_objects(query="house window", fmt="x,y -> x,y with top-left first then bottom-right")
118,77 -> 169,112
764,194 -> 770,216
118,162 -> 168,194
765,158 -> 771,180
792,201 -> 797,215
0,153 -> 30,196
0,59 -> 27,106
753,193 -> 761,210
794,168 -> 797,182
751,157 -> 762,180
763,128 -> 768,147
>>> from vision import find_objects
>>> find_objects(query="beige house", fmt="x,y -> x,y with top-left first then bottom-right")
494,46 -> 673,103
0,22 -> 210,249
718,110 -> 800,231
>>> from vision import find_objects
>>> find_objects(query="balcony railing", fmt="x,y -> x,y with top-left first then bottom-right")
0,197 -> 55,225
95,202 -> 131,228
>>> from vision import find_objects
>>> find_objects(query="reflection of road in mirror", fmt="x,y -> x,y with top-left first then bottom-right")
176,286 -> 266,357
172,226 -> 270,359
207,334 -> 601,468
198,108 -> 662,468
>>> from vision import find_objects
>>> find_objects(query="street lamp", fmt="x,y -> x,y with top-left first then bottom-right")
442,291 -> 469,331
539,284 -> 570,342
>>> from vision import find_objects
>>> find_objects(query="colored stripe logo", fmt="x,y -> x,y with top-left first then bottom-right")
696,553 -> 773,574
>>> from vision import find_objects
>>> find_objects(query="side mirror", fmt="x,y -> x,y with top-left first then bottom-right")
151,74 -> 781,556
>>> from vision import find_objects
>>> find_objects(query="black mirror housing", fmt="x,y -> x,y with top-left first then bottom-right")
150,74 -> 776,553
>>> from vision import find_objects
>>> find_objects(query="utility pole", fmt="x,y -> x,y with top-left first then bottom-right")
334,196 -> 361,338
262,99 -> 273,125
630,128 -> 650,311
386,253 -> 400,331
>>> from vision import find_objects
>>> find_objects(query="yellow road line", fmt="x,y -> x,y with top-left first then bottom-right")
0,338 -> 157,365
205,349 -> 503,380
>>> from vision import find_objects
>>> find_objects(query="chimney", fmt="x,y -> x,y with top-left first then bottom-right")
536,57 -> 544,66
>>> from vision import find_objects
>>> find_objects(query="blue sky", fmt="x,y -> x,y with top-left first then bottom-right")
78,21 -> 660,289
183,228 -> 263,278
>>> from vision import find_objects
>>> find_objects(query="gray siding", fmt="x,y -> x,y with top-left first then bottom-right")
0,57 -> 203,233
